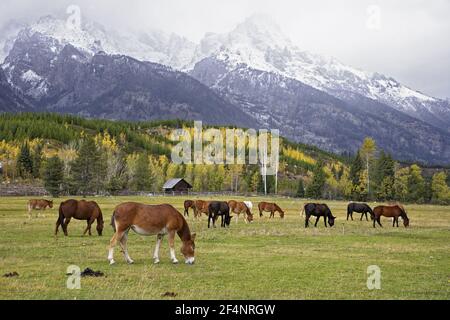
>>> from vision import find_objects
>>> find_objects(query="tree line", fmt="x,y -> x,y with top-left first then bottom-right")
0,113 -> 449,204
300,138 -> 450,204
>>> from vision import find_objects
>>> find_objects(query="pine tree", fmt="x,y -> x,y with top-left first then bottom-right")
374,151 -> 395,200
32,143 -> 43,179
349,152 -> 363,199
71,138 -> 104,196
306,161 -> 326,199
296,178 -> 305,198
349,153 -> 363,186
17,142 -> 33,178
43,156 -> 64,197
134,153 -> 152,191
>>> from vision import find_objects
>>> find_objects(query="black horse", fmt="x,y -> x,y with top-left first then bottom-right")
347,202 -> 373,221
208,201 -> 232,228
303,203 -> 336,228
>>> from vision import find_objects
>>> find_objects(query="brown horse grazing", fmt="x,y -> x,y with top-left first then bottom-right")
108,202 -> 196,265
372,205 -> 410,228
183,200 -> 195,217
55,199 -> 104,236
258,202 -> 284,219
228,200 -> 253,223
194,200 -> 210,218
27,199 -> 53,219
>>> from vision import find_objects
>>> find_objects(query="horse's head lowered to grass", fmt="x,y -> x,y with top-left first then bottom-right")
181,232 -> 196,264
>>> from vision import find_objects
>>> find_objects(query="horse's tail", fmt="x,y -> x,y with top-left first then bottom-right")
110,210 -> 116,232
54,203 -> 65,235
57,204 -> 64,223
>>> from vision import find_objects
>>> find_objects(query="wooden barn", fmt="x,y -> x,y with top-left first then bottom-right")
162,178 -> 192,194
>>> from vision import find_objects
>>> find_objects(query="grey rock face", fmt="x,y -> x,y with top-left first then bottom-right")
190,56 -> 450,164
2,30 -> 254,127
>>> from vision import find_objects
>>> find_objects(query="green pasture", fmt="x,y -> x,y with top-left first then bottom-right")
0,196 -> 449,299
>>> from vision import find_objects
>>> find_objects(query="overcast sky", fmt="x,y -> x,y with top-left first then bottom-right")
1,0 -> 449,99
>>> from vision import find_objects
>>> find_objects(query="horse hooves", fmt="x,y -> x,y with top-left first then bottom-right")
153,259 -> 160,264
127,260 -> 134,265
172,259 -> 179,264
109,259 -> 116,265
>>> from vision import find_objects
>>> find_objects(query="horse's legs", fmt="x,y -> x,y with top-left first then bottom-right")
376,217 -> 383,227
153,234 -> 163,264
314,216 -> 320,227
55,215 -> 64,235
83,218 -> 95,236
168,231 -> 178,264
108,229 -> 125,265
83,221 -> 90,236
119,230 -> 133,264
324,216 -> 328,227
396,217 -> 399,227
392,217 -> 395,227
235,213 -> 239,224
259,209 -> 263,218
62,217 -> 71,236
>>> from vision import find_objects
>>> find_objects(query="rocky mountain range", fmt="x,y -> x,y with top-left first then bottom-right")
0,14 -> 449,164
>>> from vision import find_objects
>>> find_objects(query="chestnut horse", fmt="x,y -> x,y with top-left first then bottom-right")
194,200 -> 210,218
27,199 -> 53,219
108,202 -> 196,265
373,205 -> 410,228
228,200 -> 253,223
258,202 -> 284,218
183,200 -> 195,217
55,199 -> 104,236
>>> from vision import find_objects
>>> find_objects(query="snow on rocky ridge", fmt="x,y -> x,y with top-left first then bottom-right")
1,13 -> 449,130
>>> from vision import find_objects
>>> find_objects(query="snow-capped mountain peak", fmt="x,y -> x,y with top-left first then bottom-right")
1,14 -> 449,132
1,15 -> 197,69
190,15 -> 449,131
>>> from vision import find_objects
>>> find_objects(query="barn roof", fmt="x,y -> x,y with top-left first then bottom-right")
162,178 -> 192,189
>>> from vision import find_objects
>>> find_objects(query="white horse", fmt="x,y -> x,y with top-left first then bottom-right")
243,201 -> 253,211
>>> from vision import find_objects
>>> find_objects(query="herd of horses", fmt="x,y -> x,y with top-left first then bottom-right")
183,200 -> 285,227
26,198 -> 410,265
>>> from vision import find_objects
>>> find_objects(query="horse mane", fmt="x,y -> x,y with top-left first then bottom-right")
177,216 -> 192,241
398,205 -> 409,220
96,205 -> 104,222
323,204 -> 334,217
274,203 -> 283,212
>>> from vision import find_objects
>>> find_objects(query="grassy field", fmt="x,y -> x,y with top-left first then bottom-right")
0,195 -> 449,300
